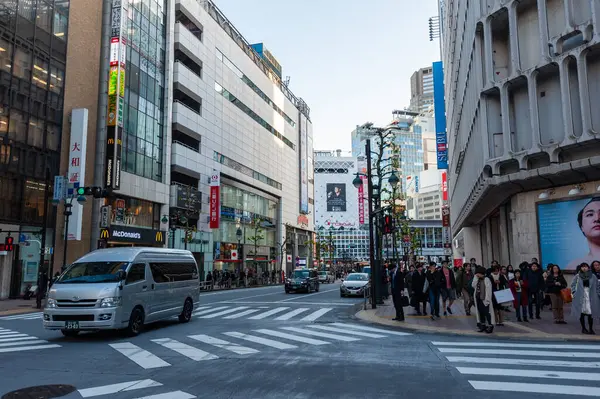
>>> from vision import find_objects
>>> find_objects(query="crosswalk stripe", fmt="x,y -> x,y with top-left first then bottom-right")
438,348 -> 599,358
274,308 -> 309,321
248,307 -> 290,320
433,341 -> 600,350
306,325 -> 386,338
0,335 -> 36,342
280,327 -> 361,342
300,308 -> 333,321
188,334 -> 259,355
109,342 -> 171,369
192,306 -> 230,316
0,334 -> 29,340
0,313 -> 42,320
198,306 -> 248,319
254,329 -> 330,345
330,323 -> 412,336
457,367 -> 600,381
78,379 -> 163,398
0,339 -> 47,348
446,356 -> 600,368
223,331 -> 297,349
151,338 -> 218,361
191,306 -> 210,313
0,331 -> 17,335
0,344 -> 60,353
133,390 -> 196,399
20,315 -> 42,319
469,380 -> 600,396
223,309 -> 262,319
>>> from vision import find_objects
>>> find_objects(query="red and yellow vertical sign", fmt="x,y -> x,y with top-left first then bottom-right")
209,173 -> 221,229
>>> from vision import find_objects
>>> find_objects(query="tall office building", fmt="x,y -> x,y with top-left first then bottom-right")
409,66 -> 434,113
0,1 -> 70,299
443,0 -> 600,269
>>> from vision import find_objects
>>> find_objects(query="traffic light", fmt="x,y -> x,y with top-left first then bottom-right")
76,186 -> 112,198
382,215 -> 393,234
4,236 -> 14,252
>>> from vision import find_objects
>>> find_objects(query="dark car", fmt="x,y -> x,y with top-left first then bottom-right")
285,269 -> 320,293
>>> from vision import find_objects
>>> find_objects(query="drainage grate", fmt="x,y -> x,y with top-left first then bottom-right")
1,385 -> 77,399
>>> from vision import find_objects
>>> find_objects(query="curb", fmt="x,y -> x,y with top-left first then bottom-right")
355,309 -> 600,342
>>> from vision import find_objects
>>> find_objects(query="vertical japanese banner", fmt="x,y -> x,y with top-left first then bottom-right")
105,0 -> 127,190
67,109 -> 89,241
441,171 -> 448,201
209,173 -> 221,229
358,181 -> 364,224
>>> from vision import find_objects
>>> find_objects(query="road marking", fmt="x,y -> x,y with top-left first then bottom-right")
198,306 -> 248,319
306,325 -> 386,338
0,344 -> 60,353
446,356 -> 600,368
223,331 -> 297,350
280,327 -> 361,342
223,309 -> 262,319
437,348 -> 599,358
218,301 -> 354,306
469,380 -> 600,396
274,308 -> 309,320
191,306 -> 210,312
151,338 -> 218,361
0,334 -> 29,340
254,329 -> 330,345
0,312 -> 43,320
248,307 -> 290,320
133,390 -> 196,399
0,339 -> 48,348
331,323 -> 413,336
188,334 -> 259,355
0,331 -> 17,335
109,342 -> 171,369
300,308 -> 333,321
192,306 -> 230,316
432,342 -> 600,350
278,288 -> 340,302
79,379 -> 163,398
457,367 -> 600,381
0,335 -> 37,343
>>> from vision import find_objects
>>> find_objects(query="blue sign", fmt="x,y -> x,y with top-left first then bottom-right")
433,61 -> 448,169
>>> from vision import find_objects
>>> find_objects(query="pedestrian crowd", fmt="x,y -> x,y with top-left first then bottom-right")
386,257 -> 600,335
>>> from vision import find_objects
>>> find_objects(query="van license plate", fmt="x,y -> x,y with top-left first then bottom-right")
65,321 -> 79,330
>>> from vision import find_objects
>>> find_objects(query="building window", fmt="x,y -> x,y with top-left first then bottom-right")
213,151 -> 282,190
0,38 -> 12,73
33,57 -> 49,88
109,197 -> 161,229
53,8 -> 68,40
36,1 -> 53,33
13,47 -> 31,80
22,179 -> 45,223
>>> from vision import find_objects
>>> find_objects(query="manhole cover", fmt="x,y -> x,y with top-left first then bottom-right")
2,385 -> 77,399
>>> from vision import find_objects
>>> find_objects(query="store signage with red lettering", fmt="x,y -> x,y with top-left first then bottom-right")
358,177 -> 365,224
209,173 -> 220,229
441,171 -> 448,201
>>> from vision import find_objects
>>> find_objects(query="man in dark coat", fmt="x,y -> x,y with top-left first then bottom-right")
524,262 -> 546,319
426,262 -> 444,319
411,263 -> 428,315
390,264 -> 405,321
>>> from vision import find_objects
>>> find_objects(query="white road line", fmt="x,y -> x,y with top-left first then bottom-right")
223,331 -> 297,350
306,325 -> 386,338
0,313 -> 43,320
300,308 -> 333,321
254,329 -> 330,345
0,331 -> 17,335
223,309 -> 262,319
280,327 -> 361,342
219,301 -> 354,306
133,390 -> 196,399
193,306 -> 230,316
438,348 -> 600,358
0,334 -> 29,340
457,367 -> 600,381
446,356 -> 600,368
248,307 -> 290,320
152,338 -> 218,361
330,323 -> 413,336
469,380 -> 600,396
274,308 -> 309,321
20,315 -> 43,320
198,306 -> 249,319
191,306 -> 210,312
109,342 -> 171,369
433,341 -> 600,350
0,336 -> 36,342
0,339 -> 48,347
278,288 -> 340,302
79,379 -> 163,398
188,334 -> 259,355
0,344 -> 60,353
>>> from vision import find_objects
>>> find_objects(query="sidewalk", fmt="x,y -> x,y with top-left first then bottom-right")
356,296 -> 600,341
0,283 -> 283,316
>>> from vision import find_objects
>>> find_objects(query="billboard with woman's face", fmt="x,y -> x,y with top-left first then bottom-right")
537,196 -> 600,270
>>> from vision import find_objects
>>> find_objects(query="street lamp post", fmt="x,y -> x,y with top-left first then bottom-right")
236,220 -> 243,273
388,171 -> 399,266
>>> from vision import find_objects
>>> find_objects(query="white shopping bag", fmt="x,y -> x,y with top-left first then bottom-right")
494,288 -> 514,304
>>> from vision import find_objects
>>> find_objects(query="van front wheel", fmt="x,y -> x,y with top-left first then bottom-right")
179,299 -> 193,323
126,307 -> 144,337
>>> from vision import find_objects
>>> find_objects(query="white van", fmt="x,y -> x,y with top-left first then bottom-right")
44,247 -> 200,337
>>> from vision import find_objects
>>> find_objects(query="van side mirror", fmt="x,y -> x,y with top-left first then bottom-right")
117,270 -> 127,281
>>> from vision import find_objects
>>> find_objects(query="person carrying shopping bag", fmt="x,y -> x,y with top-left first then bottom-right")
571,263 -> 600,334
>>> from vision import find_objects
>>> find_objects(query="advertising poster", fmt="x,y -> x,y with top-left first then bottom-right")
326,183 -> 346,212
537,196 -> 600,270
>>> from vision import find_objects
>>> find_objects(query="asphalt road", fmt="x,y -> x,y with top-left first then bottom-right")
1,283 -> 600,399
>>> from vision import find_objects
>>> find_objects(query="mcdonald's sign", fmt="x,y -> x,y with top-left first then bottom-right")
100,229 -> 110,239
155,231 -> 163,243
98,226 -> 166,246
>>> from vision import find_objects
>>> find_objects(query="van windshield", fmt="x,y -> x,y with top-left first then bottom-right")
57,262 -> 129,284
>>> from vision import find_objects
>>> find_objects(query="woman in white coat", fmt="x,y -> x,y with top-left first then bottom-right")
472,266 -> 495,333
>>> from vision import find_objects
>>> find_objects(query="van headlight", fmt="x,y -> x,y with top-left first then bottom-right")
100,297 -> 122,307
46,298 -> 57,308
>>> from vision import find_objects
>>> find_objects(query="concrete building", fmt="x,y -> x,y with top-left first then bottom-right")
409,66 -> 434,113
406,169 -> 443,220
443,0 -> 600,271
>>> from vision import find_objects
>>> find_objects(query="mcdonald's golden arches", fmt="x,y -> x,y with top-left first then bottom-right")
100,229 -> 110,239
155,231 -> 163,242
